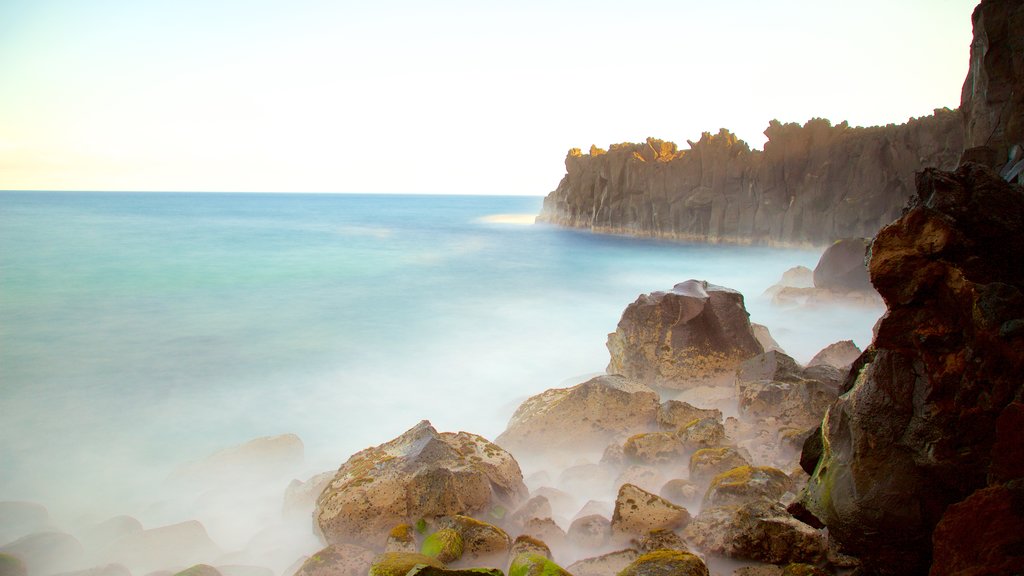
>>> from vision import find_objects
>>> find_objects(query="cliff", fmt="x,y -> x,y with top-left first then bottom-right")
538,113 -> 964,247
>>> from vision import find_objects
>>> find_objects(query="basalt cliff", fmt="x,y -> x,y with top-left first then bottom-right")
538,114 -> 964,247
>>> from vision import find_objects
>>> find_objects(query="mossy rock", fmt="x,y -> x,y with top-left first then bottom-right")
439,515 -> 510,557
369,552 -> 444,576
422,528 -> 465,563
0,555 -> 27,576
508,552 -> 572,576
704,465 -> 792,506
172,566 -> 222,576
616,550 -> 709,576
781,564 -> 829,576
407,567 -> 504,576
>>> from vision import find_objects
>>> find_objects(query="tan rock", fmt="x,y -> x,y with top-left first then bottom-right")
622,432 -> 686,466
616,550 -> 709,576
656,401 -> 722,432
610,484 -> 690,539
566,549 -> 639,576
292,544 -> 376,576
806,340 -> 861,370
689,448 -> 750,486
566,514 -> 610,550
683,501 -> 824,564
703,466 -> 793,507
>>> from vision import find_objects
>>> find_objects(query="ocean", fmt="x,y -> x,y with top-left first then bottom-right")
0,191 -> 878,528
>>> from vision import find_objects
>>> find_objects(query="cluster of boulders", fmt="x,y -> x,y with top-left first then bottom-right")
761,238 -> 882,309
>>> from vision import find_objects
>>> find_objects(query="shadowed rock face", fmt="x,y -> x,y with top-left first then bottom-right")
538,112 -> 962,246
606,280 -> 763,390
798,163 -> 1024,575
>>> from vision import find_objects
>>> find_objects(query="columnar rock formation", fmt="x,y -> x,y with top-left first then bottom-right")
538,112 -> 963,246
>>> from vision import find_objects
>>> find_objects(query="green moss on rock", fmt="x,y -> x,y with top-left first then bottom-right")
508,552 -> 571,576
616,550 -> 709,576
781,564 -> 829,576
369,552 -> 444,576
0,554 -> 27,576
422,528 -> 465,563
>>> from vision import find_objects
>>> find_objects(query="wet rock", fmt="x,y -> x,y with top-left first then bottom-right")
496,375 -> 660,456
98,520 -> 221,575
567,549 -> 639,576
607,280 -> 763,389
420,529 -> 463,563
617,550 -> 709,576
566,515 -> 610,550
368,552 -> 442,576
292,544 -> 376,576
689,448 -> 751,486
633,528 -> 689,553
736,352 -> 843,428
508,535 -> 550,561
812,238 -> 872,293
657,401 -> 722,432
704,466 -> 793,507
657,479 -> 699,507
611,484 -> 690,539
436,515 -> 511,561
0,532 -> 85,576
806,340 -> 861,370
507,552 -> 571,576
316,421 -> 527,548
622,432 -> 686,466
384,524 -> 417,553
798,163 -> 1024,575
0,503 -> 50,547
930,482 -> 1024,576
683,501 -> 825,564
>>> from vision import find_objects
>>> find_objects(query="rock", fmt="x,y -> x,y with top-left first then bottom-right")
436,515 -> 511,561
508,535 -> 550,560
573,500 -> 613,521
368,552 -> 442,576
657,479 -> 699,507
733,567 -> 783,576
607,280 -> 763,389
566,549 -> 639,576
283,471 -> 334,517
0,532 -> 86,576
170,434 -> 304,487
0,555 -> 26,576
677,417 -> 726,450
293,544 -> 376,576
961,0 -> 1024,172
519,518 -> 565,553
610,484 -> 690,539
538,113 -> 963,246
0,503 -> 50,547
806,340 -> 861,370
751,323 -> 785,354
566,515 -> 610,550
929,482 -> 1024,576
385,524 -> 417,553
76,516 -> 143,552
496,375 -> 660,456
531,487 -> 578,519
316,421 -> 527,548
704,466 -> 793,507
508,497 -> 552,532
171,566 -> 220,576
622,432 -> 686,466
406,568 -> 503,576
633,528 -> 689,552
420,529 -> 463,563
683,501 -> 825,564
736,351 -> 843,428
52,565 -> 132,576
214,566 -> 272,576
617,550 -> 709,576
812,238 -> 872,293
600,443 -> 625,467
798,163 -> 1024,575
780,565 -> 828,576
98,520 -> 222,574
689,448 -> 751,486
657,401 -> 722,432
614,466 -> 665,495
507,552 -> 571,576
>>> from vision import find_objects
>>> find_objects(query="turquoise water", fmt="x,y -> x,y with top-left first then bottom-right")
0,191 -> 873,518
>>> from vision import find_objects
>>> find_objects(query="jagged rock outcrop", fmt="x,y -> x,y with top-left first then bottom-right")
798,163 -> 1024,575
606,280 -> 763,389
316,421 -> 528,548
682,500 -> 825,565
538,111 -> 963,246
736,351 -> 844,428
806,340 -> 861,370
961,0 -> 1024,175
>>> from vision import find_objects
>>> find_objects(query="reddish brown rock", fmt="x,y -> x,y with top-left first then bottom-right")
798,163 -> 1024,575
538,113 -> 963,246
930,483 -> 1024,576
607,280 -> 763,389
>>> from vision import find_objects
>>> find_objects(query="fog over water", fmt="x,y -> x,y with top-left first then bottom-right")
0,191 -> 882,568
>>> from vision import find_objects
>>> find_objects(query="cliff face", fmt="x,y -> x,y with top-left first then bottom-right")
538,112 -> 963,246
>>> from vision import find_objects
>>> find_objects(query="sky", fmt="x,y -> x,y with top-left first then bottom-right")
0,0 -> 979,195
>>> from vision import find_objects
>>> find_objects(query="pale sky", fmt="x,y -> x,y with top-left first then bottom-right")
0,0 -> 978,195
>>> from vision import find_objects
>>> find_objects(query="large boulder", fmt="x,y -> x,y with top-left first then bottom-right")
316,421 -> 528,548
736,351 -> 844,428
610,484 -> 690,539
688,448 -> 751,486
616,550 -> 709,576
703,466 -> 793,508
683,501 -> 825,564
798,163 -> 1024,574
930,482 -> 1024,576
566,549 -> 639,576
812,238 -> 873,293
607,280 -> 763,389
495,375 -> 659,456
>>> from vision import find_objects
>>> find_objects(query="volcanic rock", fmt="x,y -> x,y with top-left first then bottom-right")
291,545 -> 377,576
316,421 -> 527,548
688,447 -> 751,486
508,535 -> 550,561
610,484 -> 690,539
616,550 -> 709,576
656,400 -> 722,432
622,432 -> 686,466
566,550 -> 640,576
682,500 -> 825,564
806,340 -> 861,370
566,515 -> 610,550
736,351 -> 844,428
929,482 -> 1024,576
368,552 -> 442,576
812,238 -> 872,293
703,466 -> 793,507
607,280 -> 763,389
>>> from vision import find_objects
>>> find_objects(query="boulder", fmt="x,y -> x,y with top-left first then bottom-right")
0,532 -> 86,576
610,484 -> 690,539
508,535 -> 550,561
689,448 -> 751,486
617,550 -> 709,576
930,482 -> 1024,576
614,466 -> 666,495
293,544 -> 376,576
633,528 -> 689,552
656,401 -> 722,432
519,518 -> 565,553
607,280 -> 763,389
384,524 -> 417,553
677,417 -> 726,450
683,501 -> 825,564
368,552 -> 442,576
736,351 -> 843,428
703,466 -> 793,507
798,163 -> 1024,575
496,375 -> 660,456
420,529 -> 463,563
566,550 -> 639,576
508,496 -> 552,532
507,552 -> 571,576
622,432 -> 686,466
751,323 -> 786,354
812,238 -> 872,293
657,479 -> 699,507
806,340 -> 861,370
316,421 -> 527,548
435,515 -> 511,561
566,515 -> 610,550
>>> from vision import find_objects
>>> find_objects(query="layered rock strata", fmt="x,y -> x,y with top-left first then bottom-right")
538,112 -> 963,246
